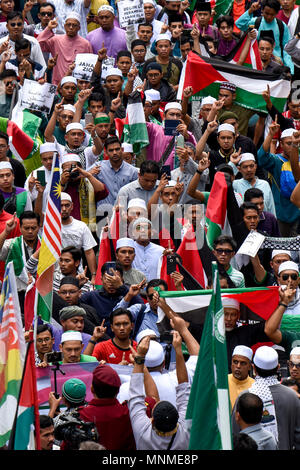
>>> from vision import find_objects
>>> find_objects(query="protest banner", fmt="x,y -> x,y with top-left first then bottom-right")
117,0 -> 145,28
20,79 -> 57,114
73,53 -> 98,81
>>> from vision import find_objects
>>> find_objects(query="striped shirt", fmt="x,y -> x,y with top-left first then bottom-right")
227,265 -> 245,288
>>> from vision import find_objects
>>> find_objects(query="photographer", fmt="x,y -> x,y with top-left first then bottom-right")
48,378 -> 87,427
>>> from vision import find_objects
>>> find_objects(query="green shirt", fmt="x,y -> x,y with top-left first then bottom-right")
218,103 -> 256,136
59,354 -> 98,365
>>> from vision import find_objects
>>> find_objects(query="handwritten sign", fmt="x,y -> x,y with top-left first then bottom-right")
237,231 -> 266,258
20,79 -> 57,114
73,53 -> 98,81
117,0 -> 145,28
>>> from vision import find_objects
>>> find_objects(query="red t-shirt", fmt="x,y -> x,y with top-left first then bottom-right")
0,211 -> 21,281
92,338 -> 137,364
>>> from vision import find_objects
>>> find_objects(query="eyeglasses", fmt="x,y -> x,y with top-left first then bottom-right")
4,81 -> 14,86
133,49 -> 146,54
40,11 -> 53,16
288,361 -> 300,369
36,337 -> 52,344
215,248 -> 234,254
9,22 -> 23,27
0,145 -> 7,149
281,273 -> 298,281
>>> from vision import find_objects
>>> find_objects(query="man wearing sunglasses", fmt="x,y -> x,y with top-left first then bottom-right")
277,261 -> 300,315
288,347 -> 300,388
212,235 -> 245,288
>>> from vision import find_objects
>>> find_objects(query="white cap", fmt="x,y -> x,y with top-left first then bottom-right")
98,5 -> 115,15
61,330 -> 82,343
61,76 -> 77,86
290,347 -> 300,356
222,296 -> 240,311
281,128 -> 297,139
136,328 -> 158,344
164,102 -> 182,112
63,104 -> 76,113
105,67 -> 123,78
143,0 -> 156,5
201,96 -> 216,106
127,198 -> 147,210
164,179 -> 177,187
238,153 -> 256,165
0,161 -> 12,170
145,340 -> 165,367
132,217 -> 152,231
65,12 -> 81,23
61,153 -> 81,164
217,123 -> 235,134
155,33 -> 171,44
40,142 -> 57,154
61,192 -> 72,202
232,345 -> 253,361
271,249 -> 291,260
122,143 -> 133,153
116,237 -> 135,250
278,261 -> 299,275
145,89 -> 161,101
66,123 -> 84,133
253,346 -> 278,370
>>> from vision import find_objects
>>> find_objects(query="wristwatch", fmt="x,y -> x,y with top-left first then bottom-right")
134,356 -> 145,365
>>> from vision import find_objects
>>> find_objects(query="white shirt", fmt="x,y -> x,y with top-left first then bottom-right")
24,165 -> 52,212
61,217 -> 97,251
132,240 -> 164,282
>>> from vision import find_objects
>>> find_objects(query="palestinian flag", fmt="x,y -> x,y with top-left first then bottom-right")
206,171 -> 242,249
229,33 -> 263,70
122,90 -> 149,155
157,285 -> 279,328
95,209 -> 120,287
0,111 -> 42,176
186,263 -> 232,450
177,51 -> 291,113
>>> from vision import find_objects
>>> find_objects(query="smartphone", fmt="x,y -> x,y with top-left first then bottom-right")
36,169 -> 46,187
85,112 -> 94,126
164,119 -> 180,136
167,254 -> 177,275
105,261 -> 116,275
176,134 -> 185,148
160,331 -> 174,344
44,351 -> 62,364
161,165 -> 171,179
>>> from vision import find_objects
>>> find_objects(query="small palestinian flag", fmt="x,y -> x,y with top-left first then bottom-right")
122,90 -> 149,155
94,209 -> 120,286
177,51 -> 290,113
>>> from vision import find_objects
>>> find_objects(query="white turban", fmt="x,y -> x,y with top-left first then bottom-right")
0,162 -> 12,170
40,143 -> 57,154
281,128 -> 297,139
127,198 -> 147,210
61,330 -> 82,343
145,89 -> 161,101
105,67 -> 123,78
60,192 -> 72,202
271,250 -> 291,260
232,345 -> 253,361
238,153 -> 256,165
61,153 -> 81,165
98,5 -> 115,15
66,123 -> 84,133
60,76 -> 77,87
217,123 -> 235,134
278,261 -> 299,275
116,237 -> 135,250
253,346 -> 278,370
65,12 -> 81,23
164,102 -> 182,112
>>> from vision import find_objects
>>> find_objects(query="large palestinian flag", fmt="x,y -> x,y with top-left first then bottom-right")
178,51 -> 291,113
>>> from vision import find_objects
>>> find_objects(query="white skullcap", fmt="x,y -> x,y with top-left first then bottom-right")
0,161 -> 12,170
136,329 -> 158,344
61,153 -> 81,164
63,104 -> 76,113
145,97 -> 152,104
65,12 -> 81,23
116,237 -> 135,250
222,296 -> 240,311
145,89 -> 161,101
201,96 -> 216,106
127,198 -> 147,210
281,128 -> 297,139
155,33 -> 171,43
40,142 -> 56,154
217,123 -> 235,134
232,345 -> 253,361
238,153 -> 256,165
290,347 -> 300,356
60,76 -> 77,86
60,192 -> 72,202
164,102 -> 182,112
253,346 -> 278,370
145,340 -> 165,367
121,143 -> 133,153
164,179 -> 177,187
278,261 -> 299,275
271,249 -> 291,260
61,330 -> 82,343
143,0 -> 156,5
66,122 -> 84,133
98,5 -> 115,14
132,217 -> 152,230
105,67 -> 123,78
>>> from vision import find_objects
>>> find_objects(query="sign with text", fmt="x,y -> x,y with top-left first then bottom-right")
73,53 -> 98,81
237,231 -> 266,258
20,79 -> 57,114
117,0 -> 145,28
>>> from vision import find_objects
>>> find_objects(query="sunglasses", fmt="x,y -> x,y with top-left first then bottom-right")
40,11 -> 53,16
281,273 -> 298,281
9,22 -> 23,27
215,248 -> 234,254
288,361 -> 300,369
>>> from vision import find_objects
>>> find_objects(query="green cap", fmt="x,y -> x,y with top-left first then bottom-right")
219,111 -> 239,123
62,378 -> 86,404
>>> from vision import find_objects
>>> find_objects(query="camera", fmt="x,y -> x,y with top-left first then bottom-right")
54,411 -> 99,450
69,163 -> 80,179
44,351 -> 62,364
160,331 -> 174,345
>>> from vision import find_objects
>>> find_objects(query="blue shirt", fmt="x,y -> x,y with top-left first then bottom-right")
114,301 -> 160,339
233,177 -> 276,216
132,241 -> 165,282
94,160 -> 138,206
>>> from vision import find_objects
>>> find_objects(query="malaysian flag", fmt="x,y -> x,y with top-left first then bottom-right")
36,153 -> 61,322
